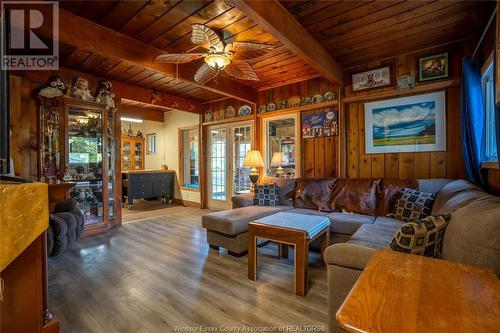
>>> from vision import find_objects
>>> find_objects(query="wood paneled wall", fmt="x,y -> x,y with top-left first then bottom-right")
342,43 -> 469,180
256,77 -> 340,178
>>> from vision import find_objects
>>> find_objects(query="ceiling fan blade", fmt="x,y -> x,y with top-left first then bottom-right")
225,42 -> 274,60
194,63 -> 218,85
224,60 -> 259,81
154,53 -> 205,64
191,24 -> 224,52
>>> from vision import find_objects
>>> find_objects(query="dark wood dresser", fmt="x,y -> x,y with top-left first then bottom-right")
122,170 -> 175,207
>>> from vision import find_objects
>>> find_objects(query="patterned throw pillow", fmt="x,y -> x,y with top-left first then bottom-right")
387,188 -> 435,222
390,214 -> 451,257
254,184 -> 280,206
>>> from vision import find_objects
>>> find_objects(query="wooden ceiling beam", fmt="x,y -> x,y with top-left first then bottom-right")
34,8 -> 256,104
112,80 -> 203,114
231,0 -> 343,85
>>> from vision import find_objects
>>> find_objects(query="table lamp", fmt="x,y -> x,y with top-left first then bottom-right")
270,152 -> 284,177
243,150 -> 264,189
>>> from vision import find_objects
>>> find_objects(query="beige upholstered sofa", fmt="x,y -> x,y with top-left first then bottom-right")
325,179 -> 500,333
201,177 -> 499,332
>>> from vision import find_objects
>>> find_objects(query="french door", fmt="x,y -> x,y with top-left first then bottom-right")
207,121 -> 253,209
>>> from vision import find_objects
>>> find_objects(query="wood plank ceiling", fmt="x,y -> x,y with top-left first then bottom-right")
58,0 -> 491,102
281,0 -> 493,69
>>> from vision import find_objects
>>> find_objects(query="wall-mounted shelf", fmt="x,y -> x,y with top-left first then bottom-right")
257,100 -> 339,118
342,79 -> 461,103
202,114 -> 254,126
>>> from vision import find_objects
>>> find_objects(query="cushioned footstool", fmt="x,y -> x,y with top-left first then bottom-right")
201,205 -> 292,256
248,212 -> 331,296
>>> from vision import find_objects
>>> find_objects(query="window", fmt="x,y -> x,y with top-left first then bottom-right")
180,128 -> 199,190
481,62 -> 498,161
146,133 -> 156,155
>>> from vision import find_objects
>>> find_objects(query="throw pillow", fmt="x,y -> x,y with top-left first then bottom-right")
254,184 -> 280,206
387,188 -> 435,222
390,214 -> 451,257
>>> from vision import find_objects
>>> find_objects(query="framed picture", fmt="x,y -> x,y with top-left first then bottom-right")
364,91 -> 446,154
302,108 -> 338,138
418,52 -> 449,82
352,66 -> 391,92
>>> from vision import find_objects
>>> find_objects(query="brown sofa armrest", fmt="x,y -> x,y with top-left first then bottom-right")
324,243 -> 379,271
231,193 -> 255,208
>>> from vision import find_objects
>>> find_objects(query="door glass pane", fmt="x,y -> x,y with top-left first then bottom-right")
210,127 -> 227,201
181,128 -> 199,189
266,118 -> 296,178
67,107 -> 104,225
233,125 -> 252,194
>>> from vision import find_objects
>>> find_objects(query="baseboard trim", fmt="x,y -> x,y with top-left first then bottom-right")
173,198 -> 200,208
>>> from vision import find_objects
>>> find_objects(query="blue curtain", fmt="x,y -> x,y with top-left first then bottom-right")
461,58 -> 486,187
494,50 -> 500,165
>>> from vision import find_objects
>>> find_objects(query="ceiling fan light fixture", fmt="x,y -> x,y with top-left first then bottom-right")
205,54 -> 230,70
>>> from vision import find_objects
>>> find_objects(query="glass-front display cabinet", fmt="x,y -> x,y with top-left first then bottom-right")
120,136 -> 145,171
38,96 -> 119,234
263,115 -> 298,178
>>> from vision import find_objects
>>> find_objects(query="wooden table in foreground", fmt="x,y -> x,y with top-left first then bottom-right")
248,212 -> 330,296
337,250 -> 500,333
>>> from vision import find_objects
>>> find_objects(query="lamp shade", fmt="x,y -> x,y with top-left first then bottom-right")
270,152 -> 284,167
243,150 -> 264,168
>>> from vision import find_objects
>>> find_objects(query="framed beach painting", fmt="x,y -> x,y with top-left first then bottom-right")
364,91 -> 446,154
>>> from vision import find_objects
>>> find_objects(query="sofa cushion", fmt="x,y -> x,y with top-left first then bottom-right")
327,212 -> 375,235
417,179 -> 452,196
376,179 -> 419,215
253,183 -> 280,206
373,216 -> 403,229
441,196 -> 500,277
263,177 -> 296,206
328,179 -> 381,215
201,205 -> 292,235
390,215 -> 450,257
437,190 -> 491,215
431,179 -> 482,216
388,188 -> 435,222
294,178 -> 337,210
348,223 -> 401,250
231,193 -> 255,208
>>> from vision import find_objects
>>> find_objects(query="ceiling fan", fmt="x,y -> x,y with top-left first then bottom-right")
154,24 -> 274,85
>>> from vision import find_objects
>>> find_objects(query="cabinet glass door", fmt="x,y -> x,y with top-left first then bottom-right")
134,141 -> 143,170
122,140 -> 131,171
67,107 -> 105,226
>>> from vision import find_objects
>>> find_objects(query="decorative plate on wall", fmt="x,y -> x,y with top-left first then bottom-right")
238,105 -> 252,116
301,97 -> 312,105
312,94 -> 323,104
287,95 -> 301,107
266,103 -> 276,112
226,106 -> 236,118
324,91 -> 335,101
205,112 -> 212,122
259,105 -> 267,113
277,101 -> 287,109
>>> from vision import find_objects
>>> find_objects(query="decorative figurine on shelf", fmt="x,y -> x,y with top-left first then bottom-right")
150,91 -> 161,104
136,130 -> 143,138
70,77 -> 95,101
63,167 -> 73,181
127,124 -> 134,137
43,154 -> 58,178
38,76 -> 66,98
95,80 -> 115,109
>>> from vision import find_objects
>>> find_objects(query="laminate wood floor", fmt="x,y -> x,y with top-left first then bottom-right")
48,206 -> 328,333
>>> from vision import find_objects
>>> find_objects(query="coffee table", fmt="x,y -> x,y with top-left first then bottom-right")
248,212 -> 330,296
